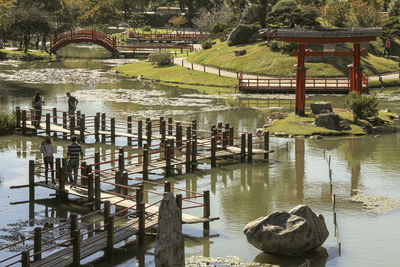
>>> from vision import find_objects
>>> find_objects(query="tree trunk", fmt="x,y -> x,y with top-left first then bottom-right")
23,35 -> 30,53
42,36 -> 47,52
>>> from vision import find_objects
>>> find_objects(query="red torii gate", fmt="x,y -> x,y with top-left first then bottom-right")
276,28 -> 382,116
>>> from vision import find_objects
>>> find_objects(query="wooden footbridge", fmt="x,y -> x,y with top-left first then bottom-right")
4,107 -> 273,266
49,29 -> 201,55
238,73 -> 369,93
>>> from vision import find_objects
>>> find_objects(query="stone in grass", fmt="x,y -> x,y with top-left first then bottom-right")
154,192 -> 184,267
234,49 -> 247,56
315,112 -> 350,131
243,205 -> 329,256
310,102 -> 332,114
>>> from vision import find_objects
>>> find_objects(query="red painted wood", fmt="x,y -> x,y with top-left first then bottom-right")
281,36 -> 376,44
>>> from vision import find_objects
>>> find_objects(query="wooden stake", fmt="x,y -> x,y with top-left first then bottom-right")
95,169 -> 101,210
81,161 -> 87,186
52,108 -> 57,125
247,133 -> 253,163
46,113 -> 50,135
29,160 -> 35,202
211,136 -> 216,167
95,113 -> 100,142
138,202 -> 145,245
229,127 -> 234,146
22,110 -> 27,134
176,194 -> 182,222
118,147 -> 125,172
21,251 -> 30,267
138,120 -> 143,147
161,120 -> 166,147
166,144 -> 171,177
203,190 -> 210,236
71,229 -> 80,267
176,122 -> 182,148
122,172 -> 128,196
146,121 -> 152,147
264,131 -> 269,160
87,165 -> 94,205
143,145 -> 149,180
105,215 -> 114,260
62,112 -> 67,139
70,116 -> 75,136
79,114 -> 85,143
127,115 -> 132,146
191,139 -> 197,169
33,227 -> 42,261
185,140 -> 191,172
111,117 -> 115,144
168,118 -> 173,136
164,181 -> 171,192
101,113 -> 106,142
104,200 -> 111,219
94,152 -> 100,188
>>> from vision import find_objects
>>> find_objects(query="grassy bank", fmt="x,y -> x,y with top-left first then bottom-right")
188,41 -> 399,77
266,109 -> 395,137
113,60 -> 237,94
0,49 -> 53,61
0,112 -> 16,135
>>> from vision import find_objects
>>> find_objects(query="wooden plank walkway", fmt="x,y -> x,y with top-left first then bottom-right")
36,182 -> 211,225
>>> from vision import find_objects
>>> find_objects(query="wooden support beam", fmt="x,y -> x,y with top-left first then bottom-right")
211,136 -> 216,167
166,144 -> 172,177
203,190 -> 210,236
164,181 -> 171,192
146,121 -> 152,147
22,110 -> 27,134
95,113 -> 100,142
70,116 -> 75,136
264,131 -> 270,160
127,115 -> 132,146
80,114 -> 85,143
115,171 -> 121,194
46,113 -> 51,135
81,161 -> 87,186
62,112 -> 67,139
176,122 -> 182,148
95,170 -> 101,210
185,140 -> 191,172
122,172 -> 128,196
176,194 -> 183,222
87,165 -> 94,206
21,251 -> 30,267
101,113 -> 106,143
143,145 -> 149,180
168,118 -> 173,136
29,160 -> 35,202
118,147 -> 125,172
191,139 -> 197,170
16,107 -> 21,129
71,229 -> 80,267
111,118 -> 116,144
33,227 -> 42,261
136,185 -> 143,211
229,127 -> 234,146
247,133 -> 253,163
52,108 -> 57,125
161,120 -> 166,147
138,120 -> 143,147
138,202 -> 145,246
105,215 -> 114,260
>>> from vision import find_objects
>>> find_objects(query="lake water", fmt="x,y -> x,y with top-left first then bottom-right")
0,45 -> 400,267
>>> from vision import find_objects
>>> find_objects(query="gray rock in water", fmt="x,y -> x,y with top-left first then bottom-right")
154,192 -> 184,267
234,49 -> 247,56
315,112 -> 350,131
310,102 -> 332,114
243,205 -> 329,256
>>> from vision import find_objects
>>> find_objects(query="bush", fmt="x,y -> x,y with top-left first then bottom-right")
148,50 -> 173,67
345,92 -> 378,119
202,40 -> 213,50
143,25 -> 151,32
168,16 -> 188,27
269,40 -> 297,54
0,112 -> 16,135
227,24 -> 260,46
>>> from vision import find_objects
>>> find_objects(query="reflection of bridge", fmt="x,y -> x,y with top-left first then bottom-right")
49,29 -> 197,55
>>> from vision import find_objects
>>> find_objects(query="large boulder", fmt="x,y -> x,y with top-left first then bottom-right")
154,192 -> 185,267
310,102 -> 333,114
315,112 -> 351,131
234,49 -> 247,56
227,24 -> 260,46
243,205 -> 329,256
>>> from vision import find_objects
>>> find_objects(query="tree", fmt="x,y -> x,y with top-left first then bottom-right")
78,0 -> 121,26
388,0 -> 400,16
2,7 -> 52,52
192,5 -> 232,33
267,0 -> 319,28
321,1 -> 349,27
347,0 -> 383,27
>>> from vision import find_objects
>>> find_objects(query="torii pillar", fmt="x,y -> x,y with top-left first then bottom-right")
276,28 -> 382,116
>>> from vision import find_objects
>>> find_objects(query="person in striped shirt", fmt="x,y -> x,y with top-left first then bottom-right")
67,135 -> 83,187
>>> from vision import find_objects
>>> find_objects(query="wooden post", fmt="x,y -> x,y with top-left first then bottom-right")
95,113 -> 100,142
191,139 -> 197,169
143,145 -> 149,180
76,110 -> 81,129
264,131 -> 270,160
168,118 -> 173,136
111,118 -> 115,144
211,136 -> 216,167
29,160 -> 35,202
127,115 -> 132,146
70,116 -> 75,136
62,112 -> 67,139
175,123 -> 181,148
166,144 -> 171,177
30,108 -> 34,126
138,120 -> 143,147
176,194 -> 182,221
16,107 -> 21,129
46,113 -> 51,135
81,161 -> 87,186
122,172 -> 128,196
33,227 -> 42,261
136,185 -> 143,211
70,213 -> 78,233
161,120 -> 166,147
247,133 -> 253,163
22,110 -> 27,134
229,127 -> 234,146
94,152 -> 100,188
192,120 -> 197,139
95,169 -> 101,210
52,108 -> 57,125
164,181 -> 171,192
240,133 -> 246,163
105,216 -> 114,260
138,202 -> 145,245
146,121 -> 152,147
55,158 -> 61,182
21,251 -> 30,267
71,229 -> 80,267
101,113 -> 106,142
185,140 -> 191,172
186,126 -> 191,145
222,131 -> 227,150
79,114 -> 85,143
118,147 -> 125,172
104,200 -> 111,220
87,165 -> 94,205
114,171 -> 121,194
203,190 -> 210,236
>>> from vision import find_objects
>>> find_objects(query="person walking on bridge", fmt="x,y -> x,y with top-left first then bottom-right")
67,135 -> 83,187
40,135 -> 55,184
32,91 -> 44,128
67,92 -> 78,127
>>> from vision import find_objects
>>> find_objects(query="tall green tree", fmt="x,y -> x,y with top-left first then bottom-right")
388,0 -> 400,16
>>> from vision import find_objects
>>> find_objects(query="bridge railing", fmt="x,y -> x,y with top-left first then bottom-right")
131,31 -> 209,41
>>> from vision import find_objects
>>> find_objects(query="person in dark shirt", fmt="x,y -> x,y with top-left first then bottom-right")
32,91 -> 44,128
67,135 -> 83,187
67,92 -> 78,127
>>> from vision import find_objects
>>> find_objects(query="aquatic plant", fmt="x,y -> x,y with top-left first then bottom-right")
0,112 -> 16,135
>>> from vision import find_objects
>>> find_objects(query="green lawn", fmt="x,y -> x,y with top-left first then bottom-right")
187,41 -> 399,77
113,60 -> 237,94
0,49 -> 52,61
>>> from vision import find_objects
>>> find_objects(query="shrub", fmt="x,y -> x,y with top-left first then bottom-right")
143,25 -> 151,32
168,16 -> 188,27
202,40 -> 213,50
345,92 -> 378,119
227,24 -> 260,46
269,40 -> 297,54
0,112 -> 16,135
148,50 -> 173,67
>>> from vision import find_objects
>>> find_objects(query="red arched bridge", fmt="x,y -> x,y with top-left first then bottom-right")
49,29 -> 203,54
50,29 -> 118,54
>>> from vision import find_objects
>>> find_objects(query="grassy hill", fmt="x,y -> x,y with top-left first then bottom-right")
187,41 -> 399,78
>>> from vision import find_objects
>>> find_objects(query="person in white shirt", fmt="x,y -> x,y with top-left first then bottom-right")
40,135 -> 55,184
